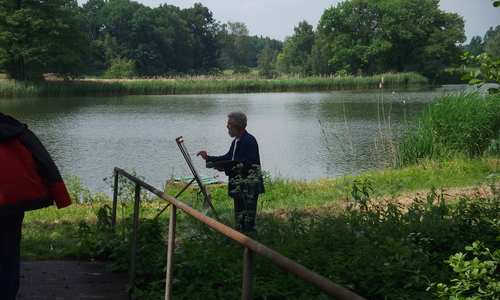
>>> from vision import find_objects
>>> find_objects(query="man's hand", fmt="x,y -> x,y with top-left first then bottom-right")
197,150 -> 208,160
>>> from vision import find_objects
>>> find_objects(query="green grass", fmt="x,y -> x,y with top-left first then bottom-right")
0,72 -> 428,98
22,206 -> 87,259
398,92 -> 500,166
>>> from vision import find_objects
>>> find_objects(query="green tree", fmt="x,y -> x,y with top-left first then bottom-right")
318,0 -> 391,75
79,0 -> 108,75
461,53 -> 500,94
318,0 -> 465,77
257,43 -> 277,78
485,34 -> 500,57
280,21 -> 315,75
180,3 -> 223,73
464,36 -> 484,57
103,33 -> 118,67
483,25 -> 500,44
152,4 -> 195,74
226,21 -> 251,72
99,0 -> 195,76
310,42 -> 332,75
0,0 -> 86,81
249,35 -> 282,68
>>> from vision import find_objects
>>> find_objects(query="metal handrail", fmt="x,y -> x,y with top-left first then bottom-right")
112,167 -> 366,300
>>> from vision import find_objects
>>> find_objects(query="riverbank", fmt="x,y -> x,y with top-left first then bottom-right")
0,72 -> 429,98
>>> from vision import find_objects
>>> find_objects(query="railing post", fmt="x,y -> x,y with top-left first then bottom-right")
111,171 -> 119,234
129,183 -> 141,293
165,205 -> 177,300
242,247 -> 253,300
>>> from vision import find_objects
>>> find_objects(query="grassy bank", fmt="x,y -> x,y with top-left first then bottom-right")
1,72 -> 428,98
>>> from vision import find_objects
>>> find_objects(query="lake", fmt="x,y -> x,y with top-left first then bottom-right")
0,85 -> 471,193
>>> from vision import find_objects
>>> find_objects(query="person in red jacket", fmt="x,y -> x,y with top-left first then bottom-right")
0,112 -> 72,300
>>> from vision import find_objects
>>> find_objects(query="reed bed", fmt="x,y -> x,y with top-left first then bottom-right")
0,72 -> 428,98
397,91 -> 500,166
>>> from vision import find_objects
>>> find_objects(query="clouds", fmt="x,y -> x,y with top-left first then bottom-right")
439,0 -> 499,42
78,0 -> 499,43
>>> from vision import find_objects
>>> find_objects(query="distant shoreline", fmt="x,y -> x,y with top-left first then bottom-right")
0,72 -> 433,98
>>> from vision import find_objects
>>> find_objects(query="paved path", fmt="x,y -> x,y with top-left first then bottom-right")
17,260 -> 129,300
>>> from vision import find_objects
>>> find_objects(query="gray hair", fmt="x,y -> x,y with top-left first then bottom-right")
228,111 -> 247,130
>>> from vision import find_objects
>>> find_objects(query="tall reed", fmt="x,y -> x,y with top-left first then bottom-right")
0,73 -> 428,98
397,91 -> 500,166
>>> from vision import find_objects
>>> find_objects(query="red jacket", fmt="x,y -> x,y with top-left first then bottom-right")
0,113 -> 71,216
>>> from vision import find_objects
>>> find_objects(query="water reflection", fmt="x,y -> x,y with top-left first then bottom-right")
0,85 -> 470,192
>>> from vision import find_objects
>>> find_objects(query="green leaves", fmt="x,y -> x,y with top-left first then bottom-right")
460,52 -> 500,94
0,0 -> 85,81
318,0 -> 465,76
430,224 -> 500,299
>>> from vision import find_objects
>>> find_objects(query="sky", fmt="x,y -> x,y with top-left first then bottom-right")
79,0 -> 499,43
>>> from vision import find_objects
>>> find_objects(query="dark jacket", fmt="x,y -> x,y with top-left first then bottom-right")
208,130 -> 265,196
0,113 -> 71,216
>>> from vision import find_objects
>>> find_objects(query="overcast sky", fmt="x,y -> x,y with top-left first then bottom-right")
79,0 -> 499,43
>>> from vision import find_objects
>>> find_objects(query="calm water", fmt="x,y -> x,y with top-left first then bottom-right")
0,85 -> 470,193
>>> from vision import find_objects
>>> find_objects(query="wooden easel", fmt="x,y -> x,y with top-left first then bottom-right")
155,136 -> 219,220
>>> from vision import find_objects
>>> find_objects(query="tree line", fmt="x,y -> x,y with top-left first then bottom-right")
0,0 -> 498,81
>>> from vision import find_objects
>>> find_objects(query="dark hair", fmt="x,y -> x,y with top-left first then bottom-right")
228,111 -> 247,130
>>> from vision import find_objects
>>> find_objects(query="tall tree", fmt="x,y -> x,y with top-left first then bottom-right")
257,43 -> 277,78
226,21 -> 251,71
280,21 -> 315,75
485,33 -> 500,57
99,0 -> 195,76
318,0 -> 390,75
310,42 -> 331,75
483,25 -> 500,44
318,0 -> 466,76
466,36 -> 485,56
0,0 -> 86,81
249,35 -> 282,68
181,3 -> 222,72
152,4 -> 194,74
79,0 -> 107,73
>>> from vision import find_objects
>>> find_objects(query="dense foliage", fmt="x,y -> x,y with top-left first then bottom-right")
2,0 -> 498,81
317,0 -> 466,79
460,52 -> 500,94
69,174 -> 500,300
397,92 -> 500,166
0,0 -> 85,81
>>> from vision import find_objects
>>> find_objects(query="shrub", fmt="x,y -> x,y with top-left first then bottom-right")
429,218 -> 500,299
104,57 -> 136,79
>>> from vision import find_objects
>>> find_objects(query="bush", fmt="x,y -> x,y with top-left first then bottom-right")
104,57 -> 136,79
429,218 -> 500,299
